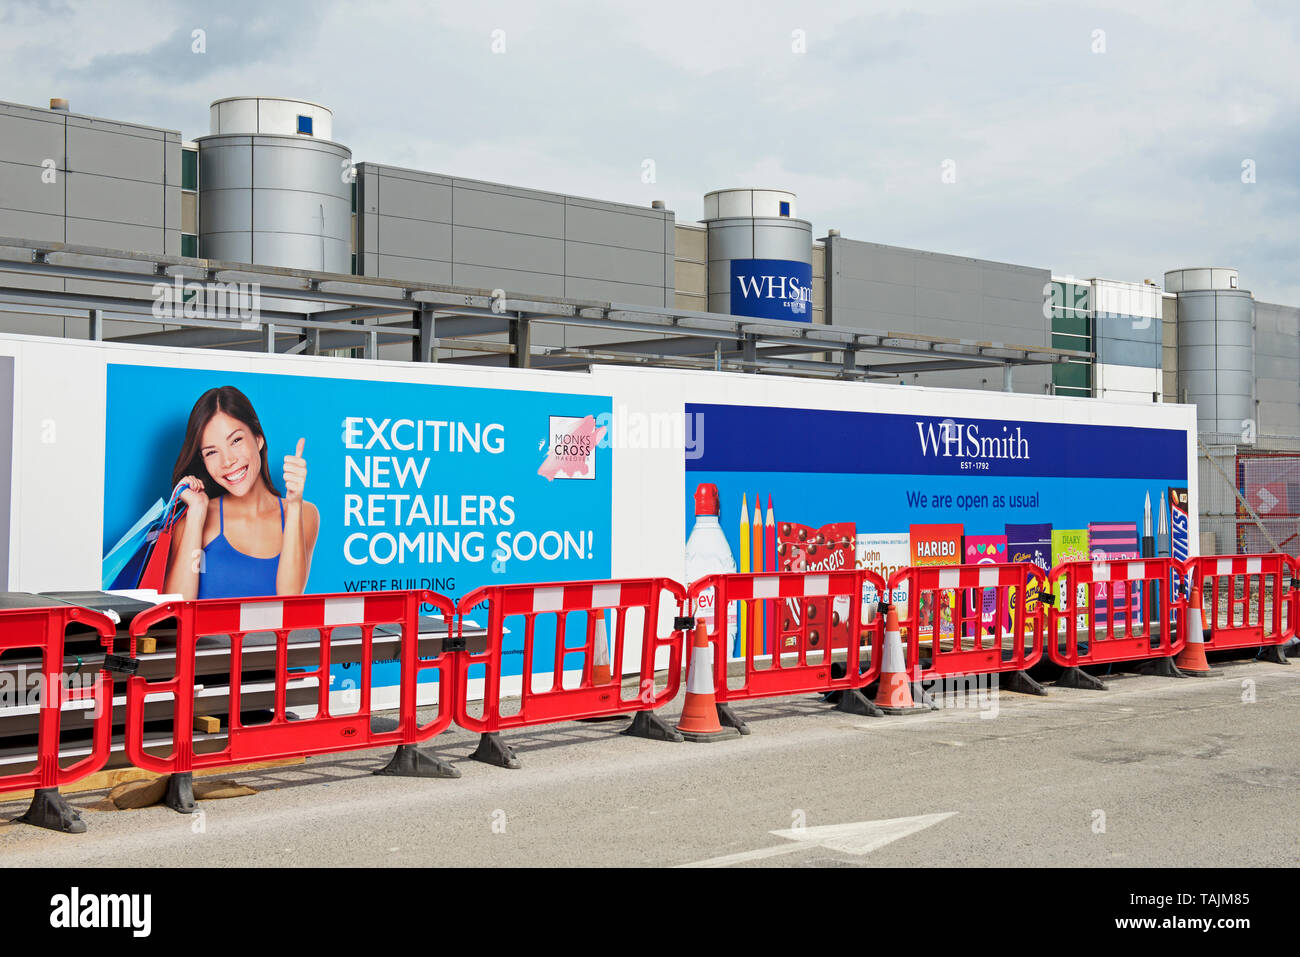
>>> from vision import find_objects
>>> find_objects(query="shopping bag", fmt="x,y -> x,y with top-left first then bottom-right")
102,499 -> 166,589
137,492 -> 188,591
103,482 -> 189,590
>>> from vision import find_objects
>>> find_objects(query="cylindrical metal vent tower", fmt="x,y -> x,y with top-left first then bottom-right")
702,188 -> 813,322
196,96 -> 352,273
1166,267 -> 1255,442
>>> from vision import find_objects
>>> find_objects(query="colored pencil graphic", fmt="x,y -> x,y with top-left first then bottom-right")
1142,492 -> 1156,629
752,495 -> 763,654
765,496 -> 775,657
738,493 -> 749,657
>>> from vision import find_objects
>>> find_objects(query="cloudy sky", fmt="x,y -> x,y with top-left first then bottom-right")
2,0 -> 1297,303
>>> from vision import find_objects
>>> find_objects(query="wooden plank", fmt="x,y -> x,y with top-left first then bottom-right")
0,756 -> 303,805
194,715 -> 221,733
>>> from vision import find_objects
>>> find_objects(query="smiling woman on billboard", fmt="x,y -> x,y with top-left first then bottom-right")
163,385 -> 319,599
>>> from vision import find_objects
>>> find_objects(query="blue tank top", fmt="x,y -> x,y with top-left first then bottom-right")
197,498 -> 284,600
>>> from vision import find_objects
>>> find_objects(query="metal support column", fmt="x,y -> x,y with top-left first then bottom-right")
88,308 -> 103,342
1002,363 -> 1014,392
509,314 -> 531,368
413,307 -> 436,362
263,322 -> 276,354
742,334 -> 757,370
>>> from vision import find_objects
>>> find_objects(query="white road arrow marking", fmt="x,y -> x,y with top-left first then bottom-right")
678,811 -> 957,868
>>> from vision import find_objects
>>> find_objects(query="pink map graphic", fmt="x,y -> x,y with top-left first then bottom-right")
537,415 -> 606,481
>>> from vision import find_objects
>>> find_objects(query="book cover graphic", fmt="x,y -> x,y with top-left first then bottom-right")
963,535 -> 1006,635
856,532 -> 910,624
1168,487 -> 1190,597
1005,523 -> 1053,571
1088,521 -> 1141,625
776,520 -> 855,650
910,523 -> 963,637
1052,529 -> 1090,629
1005,523 -> 1052,631
1168,488 -> 1189,561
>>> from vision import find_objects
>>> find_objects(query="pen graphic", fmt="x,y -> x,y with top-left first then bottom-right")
765,495 -> 775,656
752,495 -> 763,655
1142,491 -> 1156,631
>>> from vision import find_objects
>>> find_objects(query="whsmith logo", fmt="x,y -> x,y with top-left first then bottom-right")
916,418 -> 1030,460
735,273 -> 812,315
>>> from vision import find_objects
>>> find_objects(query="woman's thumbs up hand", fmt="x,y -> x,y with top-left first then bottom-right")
283,438 -> 307,503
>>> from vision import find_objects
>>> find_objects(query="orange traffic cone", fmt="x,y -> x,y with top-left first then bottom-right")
578,617 -> 626,723
874,605 -> 930,715
592,618 -> 612,685
1175,581 -> 1217,676
676,623 -> 741,742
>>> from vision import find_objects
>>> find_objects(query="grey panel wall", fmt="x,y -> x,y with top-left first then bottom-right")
356,163 -> 674,308
824,236 -> 1052,394
0,101 -> 181,341
1254,301 -> 1300,443
0,100 -> 180,254
1162,295 -> 1178,402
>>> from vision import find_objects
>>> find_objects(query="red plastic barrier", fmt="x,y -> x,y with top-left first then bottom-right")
124,590 -> 455,773
1188,554 -> 1296,651
888,562 -> 1047,679
1290,554 -> 1300,643
453,578 -> 687,731
0,604 -> 117,795
1046,558 -> 1184,668
686,570 -> 883,701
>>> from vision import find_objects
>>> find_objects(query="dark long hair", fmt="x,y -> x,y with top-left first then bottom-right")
171,386 -> 280,498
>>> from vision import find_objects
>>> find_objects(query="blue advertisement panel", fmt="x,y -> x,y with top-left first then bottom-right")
683,402 -> 1189,652
729,259 -> 813,322
102,363 -> 612,685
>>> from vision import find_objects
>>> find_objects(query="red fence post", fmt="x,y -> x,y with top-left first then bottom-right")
1046,558 -> 1185,687
0,604 -> 118,833
888,563 -> 1050,698
684,569 -> 887,725
452,578 -> 691,766
123,590 -> 461,812
1188,554 -> 1295,666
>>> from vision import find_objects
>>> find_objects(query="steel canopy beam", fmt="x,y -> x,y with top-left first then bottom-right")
0,234 -> 1093,374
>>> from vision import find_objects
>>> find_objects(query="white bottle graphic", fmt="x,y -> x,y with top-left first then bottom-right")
685,483 -> 737,652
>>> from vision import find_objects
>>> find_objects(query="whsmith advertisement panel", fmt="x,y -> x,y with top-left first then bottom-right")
684,402 -> 1189,653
